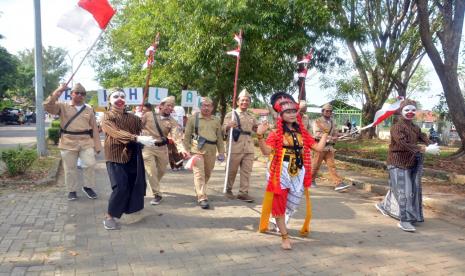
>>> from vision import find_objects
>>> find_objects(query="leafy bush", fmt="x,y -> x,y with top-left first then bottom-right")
48,119 -> 61,145
1,146 -> 37,176
48,128 -> 60,145
51,119 -> 61,128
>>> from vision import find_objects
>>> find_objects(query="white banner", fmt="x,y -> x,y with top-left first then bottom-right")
148,87 -> 168,105
58,88 -> 73,102
181,90 -> 197,107
97,87 -> 169,107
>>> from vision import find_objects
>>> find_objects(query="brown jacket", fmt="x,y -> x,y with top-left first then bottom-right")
43,95 -> 101,152
312,116 -> 338,151
387,118 -> 431,169
184,113 -> 225,155
142,112 -> 186,152
222,109 -> 257,154
101,109 -> 143,163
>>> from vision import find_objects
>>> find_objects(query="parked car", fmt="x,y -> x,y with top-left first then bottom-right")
0,108 -> 22,124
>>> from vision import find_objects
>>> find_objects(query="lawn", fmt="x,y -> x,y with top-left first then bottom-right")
335,139 -> 463,173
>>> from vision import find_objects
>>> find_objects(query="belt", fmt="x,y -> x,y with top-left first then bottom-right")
240,130 -> 251,135
60,129 -> 92,136
314,138 -> 335,146
204,140 -> 217,145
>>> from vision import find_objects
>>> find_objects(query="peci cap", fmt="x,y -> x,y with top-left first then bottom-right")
71,83 -> 86,93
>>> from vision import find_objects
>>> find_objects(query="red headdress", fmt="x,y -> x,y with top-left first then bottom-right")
266,92 -> 315,196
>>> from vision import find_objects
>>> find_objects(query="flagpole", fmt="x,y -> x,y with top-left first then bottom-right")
223,29 -> 242,194
64,29 -> 105,87
141,33 -> 160,108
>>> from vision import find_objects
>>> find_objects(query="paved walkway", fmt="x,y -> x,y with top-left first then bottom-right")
1,155 -> 465,275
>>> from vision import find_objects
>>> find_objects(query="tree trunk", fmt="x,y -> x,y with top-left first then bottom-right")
441,72 -> 465,152
361,102 -> 380,138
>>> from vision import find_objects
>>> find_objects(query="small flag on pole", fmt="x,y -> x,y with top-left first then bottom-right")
234,33 -> 242,46
297,50 -> 314,64
57,0 -> 116,39
366,97 -> 404,128
226,47 -> 240,57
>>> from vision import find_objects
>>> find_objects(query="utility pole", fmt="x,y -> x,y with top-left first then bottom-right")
33,0 -> 47,156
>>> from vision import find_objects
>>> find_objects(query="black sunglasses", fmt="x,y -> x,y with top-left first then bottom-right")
73,92 -> 86,96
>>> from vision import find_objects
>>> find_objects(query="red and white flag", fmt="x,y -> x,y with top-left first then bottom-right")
366,97 -> 404,128
226,47 -> 240,57
297,50 -> 314,64
234,33 -> 242,46
57,0 -> 116,39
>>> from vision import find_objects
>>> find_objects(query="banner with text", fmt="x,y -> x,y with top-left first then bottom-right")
97,87 -> 168,107
181,90 -> 202,108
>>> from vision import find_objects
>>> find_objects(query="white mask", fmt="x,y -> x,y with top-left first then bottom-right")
401,104 -> 416,120
110,91 -> 126,109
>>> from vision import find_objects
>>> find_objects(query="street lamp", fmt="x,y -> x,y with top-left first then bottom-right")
66,49 -> 87,87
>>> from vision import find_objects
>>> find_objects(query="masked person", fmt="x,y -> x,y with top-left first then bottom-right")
375,99 -> 440,232
256,92 -> 328,250
44,83 -> 101,200
184,97 -> 225,209
101,88 -> 156,230
141,96 -> 189,205
223,89 -> 258,202
311,103 -> 350,191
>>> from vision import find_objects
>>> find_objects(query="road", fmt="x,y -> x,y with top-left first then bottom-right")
0,122 -> 50,149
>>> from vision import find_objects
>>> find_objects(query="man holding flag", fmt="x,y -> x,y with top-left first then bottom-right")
311,103 -> 350,191
222,89 -> 258,202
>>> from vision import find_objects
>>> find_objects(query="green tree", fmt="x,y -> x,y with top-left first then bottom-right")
417,0 -> 465,156
94,0 -> 340,119
14,46 -> 69,103
329,0 -> 426,138
0,35 -> 19,100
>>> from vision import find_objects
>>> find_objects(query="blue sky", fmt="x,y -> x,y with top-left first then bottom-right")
0,0 -> 444,110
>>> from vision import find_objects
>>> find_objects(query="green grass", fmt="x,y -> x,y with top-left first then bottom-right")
335,139 -> 459,167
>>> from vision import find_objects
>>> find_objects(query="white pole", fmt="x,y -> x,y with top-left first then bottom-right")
223,126 -> 234,193
33,0 -> 46,157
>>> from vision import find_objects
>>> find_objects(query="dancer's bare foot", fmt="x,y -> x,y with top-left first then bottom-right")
281,233 -> 292,250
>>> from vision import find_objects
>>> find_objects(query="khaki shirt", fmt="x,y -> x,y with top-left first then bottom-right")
312,116 -> 338,151
223,108 -> 257,154
43,95 -> 101,152
301,113 -> 312,133
142,112 -> 186,152
184,113 -> 225,155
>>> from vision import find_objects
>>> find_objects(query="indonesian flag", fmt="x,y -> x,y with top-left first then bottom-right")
142,46 -> 155,69
57,0 -> 116,39
297,50 -> 314,64
298,67 -> 308,78
366,98 -> 404,128
234,33 -> 242,46
226,47 -> 240,57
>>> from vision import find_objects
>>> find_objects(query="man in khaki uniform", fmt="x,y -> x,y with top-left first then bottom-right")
184,97 -> 225,209
223,89 -> 257,202
141,97 -> 188,205
299,100 -> 312,133
311,103 -> 350,191
44,83 -> 102,200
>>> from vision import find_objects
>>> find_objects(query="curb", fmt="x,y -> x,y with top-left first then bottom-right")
0,157 -> 62,187
336,154 -> 453,181
342,172 -> 465,219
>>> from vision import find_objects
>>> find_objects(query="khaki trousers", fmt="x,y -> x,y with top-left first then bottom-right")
142,145 -> 169,196
192,144 -> 217,202
226,152 -> 254,195
61,147 -> 96,192
311,150 -> 342,185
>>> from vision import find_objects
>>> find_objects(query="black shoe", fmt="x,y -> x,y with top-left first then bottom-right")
82,187 -> 97,199
150,195 -> 163,205
68,192 -> 77,201
199,200 -> 209,209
